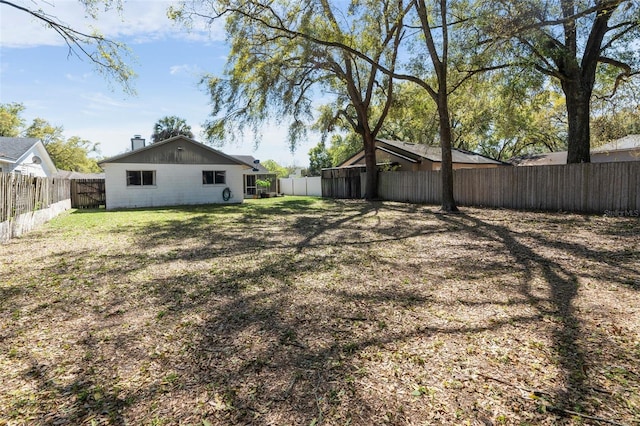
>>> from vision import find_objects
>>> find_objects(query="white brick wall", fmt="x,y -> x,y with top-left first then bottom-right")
102,163 -> 246,210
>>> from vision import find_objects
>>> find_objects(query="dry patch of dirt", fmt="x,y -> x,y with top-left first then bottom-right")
1,198 -> 638,425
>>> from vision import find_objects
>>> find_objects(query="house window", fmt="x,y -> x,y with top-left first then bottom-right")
202,170 -> 226,185
127,170 -> 155,186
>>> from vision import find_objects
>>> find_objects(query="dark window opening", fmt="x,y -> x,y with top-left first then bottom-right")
127,170 -> 155,186
203,170 -> 226,185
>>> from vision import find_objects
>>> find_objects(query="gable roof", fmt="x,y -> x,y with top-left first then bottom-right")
0,137 -> 57,176
378,139 -> 504,164
98,136 -> 253,168
509,151 -> 568,166
340,139 -> 504,167
0,137 -> 40,162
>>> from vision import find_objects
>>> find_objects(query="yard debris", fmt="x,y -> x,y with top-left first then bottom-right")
1,198 -> 638,425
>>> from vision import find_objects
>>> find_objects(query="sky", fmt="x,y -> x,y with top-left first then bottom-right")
0,0 -> 317,167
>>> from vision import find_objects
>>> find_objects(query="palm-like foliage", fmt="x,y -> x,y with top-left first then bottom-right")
151,116 -> 194,143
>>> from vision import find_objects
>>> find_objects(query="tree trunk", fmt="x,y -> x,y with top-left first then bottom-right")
363,133 -> 378,199
438,93 -> 458,212
563,81 -> 592,163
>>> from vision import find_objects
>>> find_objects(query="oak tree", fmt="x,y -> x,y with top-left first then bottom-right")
174,0 -> 407,198
484,0 -> 640,163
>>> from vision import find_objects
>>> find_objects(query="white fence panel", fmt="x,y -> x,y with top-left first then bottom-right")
279,177 -> 322,196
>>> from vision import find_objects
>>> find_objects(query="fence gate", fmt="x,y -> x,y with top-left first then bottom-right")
70,179 -> 105,208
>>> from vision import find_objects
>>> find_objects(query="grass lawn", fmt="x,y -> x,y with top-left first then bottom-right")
1,196 -> 638,425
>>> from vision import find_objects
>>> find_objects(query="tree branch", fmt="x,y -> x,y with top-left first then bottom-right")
597,56 -> 639,98
0,0 -> 134,93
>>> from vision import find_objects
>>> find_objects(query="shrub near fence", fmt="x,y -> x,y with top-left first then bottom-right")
377,162 -> 640,214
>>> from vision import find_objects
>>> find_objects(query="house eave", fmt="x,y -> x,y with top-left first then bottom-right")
98,136 -> 254,168
376,146 -> 420,163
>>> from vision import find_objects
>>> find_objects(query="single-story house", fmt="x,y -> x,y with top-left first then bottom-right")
591,134 -> 640,162
0,137 -> 57,177
339,139 -> 506,171
98,136 -> 254,210
231,155 -> 278,198
510,134 -> 640,166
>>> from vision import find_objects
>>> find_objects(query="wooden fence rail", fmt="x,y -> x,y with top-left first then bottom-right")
375,162 -> 640,213
0,174 -> 70,222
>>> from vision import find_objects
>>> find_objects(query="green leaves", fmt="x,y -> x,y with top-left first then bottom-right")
1,104 -> 102,172
307,132 -> 362,173
184,0 -> 405,161
46,136 -> 102,172
307,141 -> 332,176
25,118 -> 65,146
151,116 -> 194,143
0,103 -> 26,137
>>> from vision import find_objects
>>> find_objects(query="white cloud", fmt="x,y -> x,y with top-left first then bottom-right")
0,0 -> 224,49
80,92 -> 137,110
65,72 -> 91,82
169,64 -> 195,75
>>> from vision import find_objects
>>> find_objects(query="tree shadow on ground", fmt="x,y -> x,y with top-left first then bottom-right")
2,200 -> 638,424
435,211 -> 638,418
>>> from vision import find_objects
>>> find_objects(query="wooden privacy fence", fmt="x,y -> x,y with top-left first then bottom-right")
0,173 -> 70,222
377,162 -> 640,213
70,178 -> 105,208
321,167 -> 365,199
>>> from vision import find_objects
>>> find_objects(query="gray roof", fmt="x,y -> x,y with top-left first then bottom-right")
0,137 -> 39,161
53,170 -> 105,180
99,136 -> 254,168
509,151 -> 568,166
231,155 -> 270,173
510,135 -> 640,166
592,134 -> 640,152
378,139 -> 504,164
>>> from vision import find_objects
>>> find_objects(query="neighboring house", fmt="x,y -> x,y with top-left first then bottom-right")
231,155 -> 278,197
591,134 -> 640,162
0,137 -> 57,177
509,151 -> 569,166
53,170 -> 105,180
511,134 -> 640,166
98,136 -> 253,210
339,139 -> 506,171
